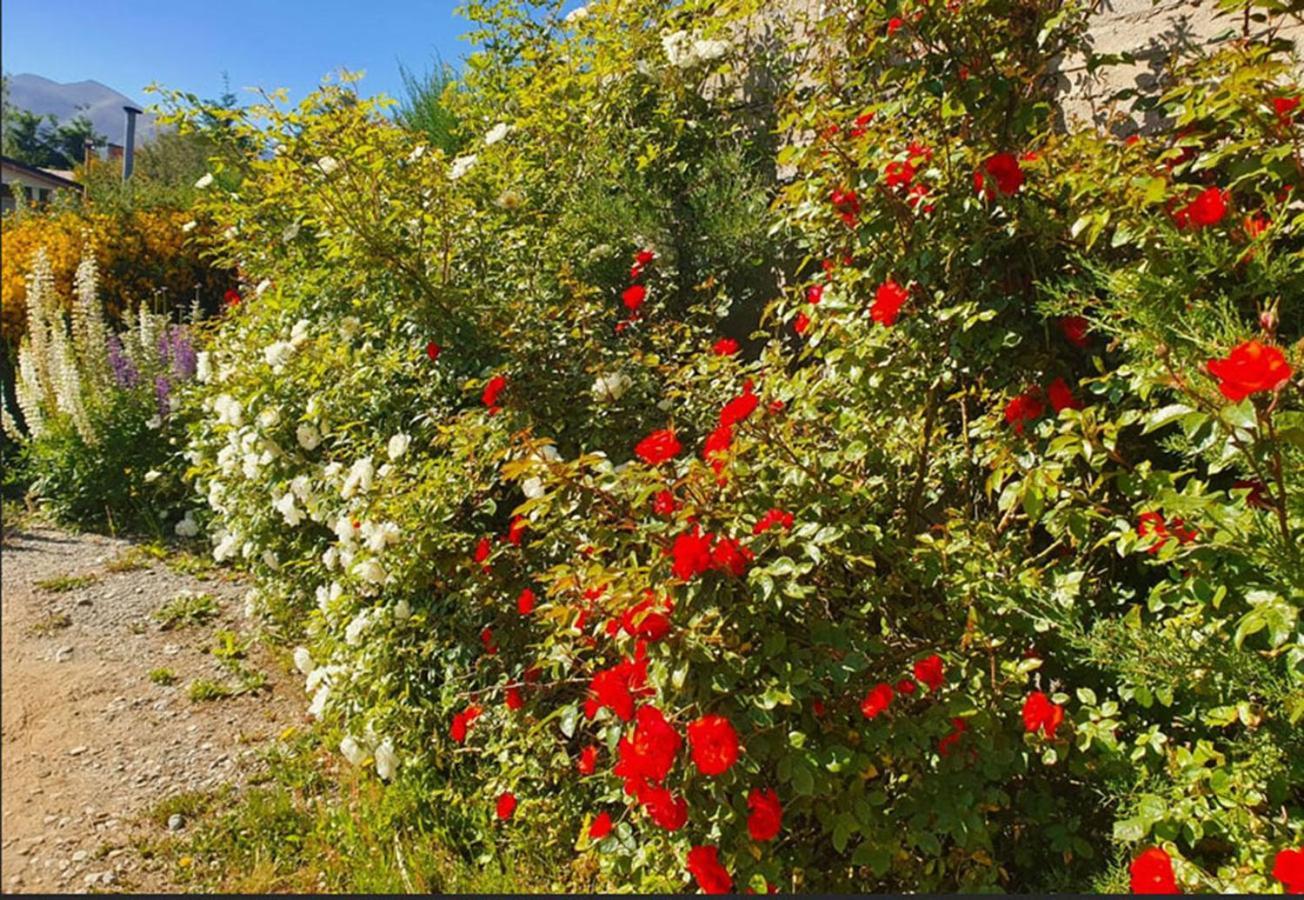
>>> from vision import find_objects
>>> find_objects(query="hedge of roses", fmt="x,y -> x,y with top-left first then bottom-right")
173,0 -> 1301,892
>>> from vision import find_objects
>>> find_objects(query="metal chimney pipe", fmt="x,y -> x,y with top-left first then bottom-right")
122,105 -> 142,180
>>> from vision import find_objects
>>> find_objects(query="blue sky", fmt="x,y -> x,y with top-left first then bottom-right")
1,0 -> 478,108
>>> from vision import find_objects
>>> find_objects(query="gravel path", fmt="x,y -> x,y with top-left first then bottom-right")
1,526 -> 302,894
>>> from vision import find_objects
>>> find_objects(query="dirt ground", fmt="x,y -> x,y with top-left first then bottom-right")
1,526 -> 302,894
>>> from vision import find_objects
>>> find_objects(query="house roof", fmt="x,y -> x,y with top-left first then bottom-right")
0,156 -> 81,190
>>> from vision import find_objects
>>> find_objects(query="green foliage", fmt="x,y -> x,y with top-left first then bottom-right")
33,573 -> 97,593
152,0 -> 1304,893
395,55 -> 464,155
153,590 -> 219,629
148,667 -> 179,685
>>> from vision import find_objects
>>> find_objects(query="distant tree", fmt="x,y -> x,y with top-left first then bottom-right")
48,114 -> 105,168
395,55 -> 464,154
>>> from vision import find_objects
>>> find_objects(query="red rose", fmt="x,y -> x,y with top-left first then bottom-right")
635,428 -> 682,465
482,374 -> 507,413
753,508 -> 794,535
614,705 -> 682,788
806,283 -> 824,305
860,682 -> 894,719
639,783 -> 688,831
884,159 -> 916,190
671,526 -> 714,580
720,383 -> 759,427
686,846 -> 733,895
913,654 -> 945,691
906,182 -> 934,214
505,686 -> 524,711
223,288 -> 241,307
1176,186 -> 1228,229
1129,847 -> 1178,894
871,279 -> 908,326
794,312 -> 811,335
938,716 -> 967,756
495,792 -> 517,821
426,340 -> 441,361
1048,377 -> 1083,413
480,626 -> 497,655
747,788 -> 782,842
653,490 -> 680,516
635,248 -> 656,267
474,536 -> 492,564
578,744 -> 599,775
517,587 -> 536,615
687,714 -> 740,775
588,655 -> 651,722
589,811 -> 613,840
1004,389 -> 1044,435
1272,847 -> 1304,893
710,536 -> 754,577
1274,95 -> 1301,126
1206,340 -> 1293,402
622,284 -> 647,311
1022,691 -> 1065,738
976,152 -> 1025,197
849,112 -> 874,137
896,678 -> 917,695
713,338 -> 740,356
622,593 -> 672,641
703,423 -> 734,474
1059,316 -> 1090,348
887,15 -> 904,34
451,704 -> 482,743
507,515 -> 527,545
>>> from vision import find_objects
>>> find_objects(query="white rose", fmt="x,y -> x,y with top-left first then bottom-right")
341,456 -> 374,498
522,476 -> 546,500
374,739 -> 397,780
353,558 -> 386,586
174,512 -> 199,538
181,220 -> 197,232
394,599 -> 411,621
339,735 -> 367,766
264,341 -> 294,369
344,608 -> 374,643
591,371 -> 631,402
257,407 -> 281,429
144,469 -> 162,483
273,491 -> 303,527
293,646 -> 314,675
196,351 -> 212,383
316,156 -> 339,176
564,4 -> 588,23
296,422 -> 321,451
194,173 -> 214,189
407,145 -> 426,163
484,122 -> 511,145
449,154 -> 477,180
387,433 -> 411,461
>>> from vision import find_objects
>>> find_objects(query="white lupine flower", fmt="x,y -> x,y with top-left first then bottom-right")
341,456 -> 374,498
264,341 -> 294,369
353,558 -> 387,585
345,608 -> 374,644
174,512 -> 199,538
564,4 -> 588,23
591,371 -> 631,402
449,154 -> 477,180
296,422 -> 322,450
316,156 -> 340,176
484,122 -> 511,145
145,415 -> 163,430
195,173 -> 214,189
181,220 -> 197,232
394,599 -> 411,621
274,491 -> 303,526
196,352 -> 212,383
387,433 -> 411,461
340,735 -> 367,766
293,646 -> 315,675
257,407 -> 281,429
374,739 -> 397,780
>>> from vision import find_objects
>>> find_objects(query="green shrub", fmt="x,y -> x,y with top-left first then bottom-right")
171,0 -> 1301,893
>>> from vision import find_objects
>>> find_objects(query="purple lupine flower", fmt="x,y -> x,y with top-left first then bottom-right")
106,335 -> 139,388
155,375 -> 172,419
168,327 -> 197,380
